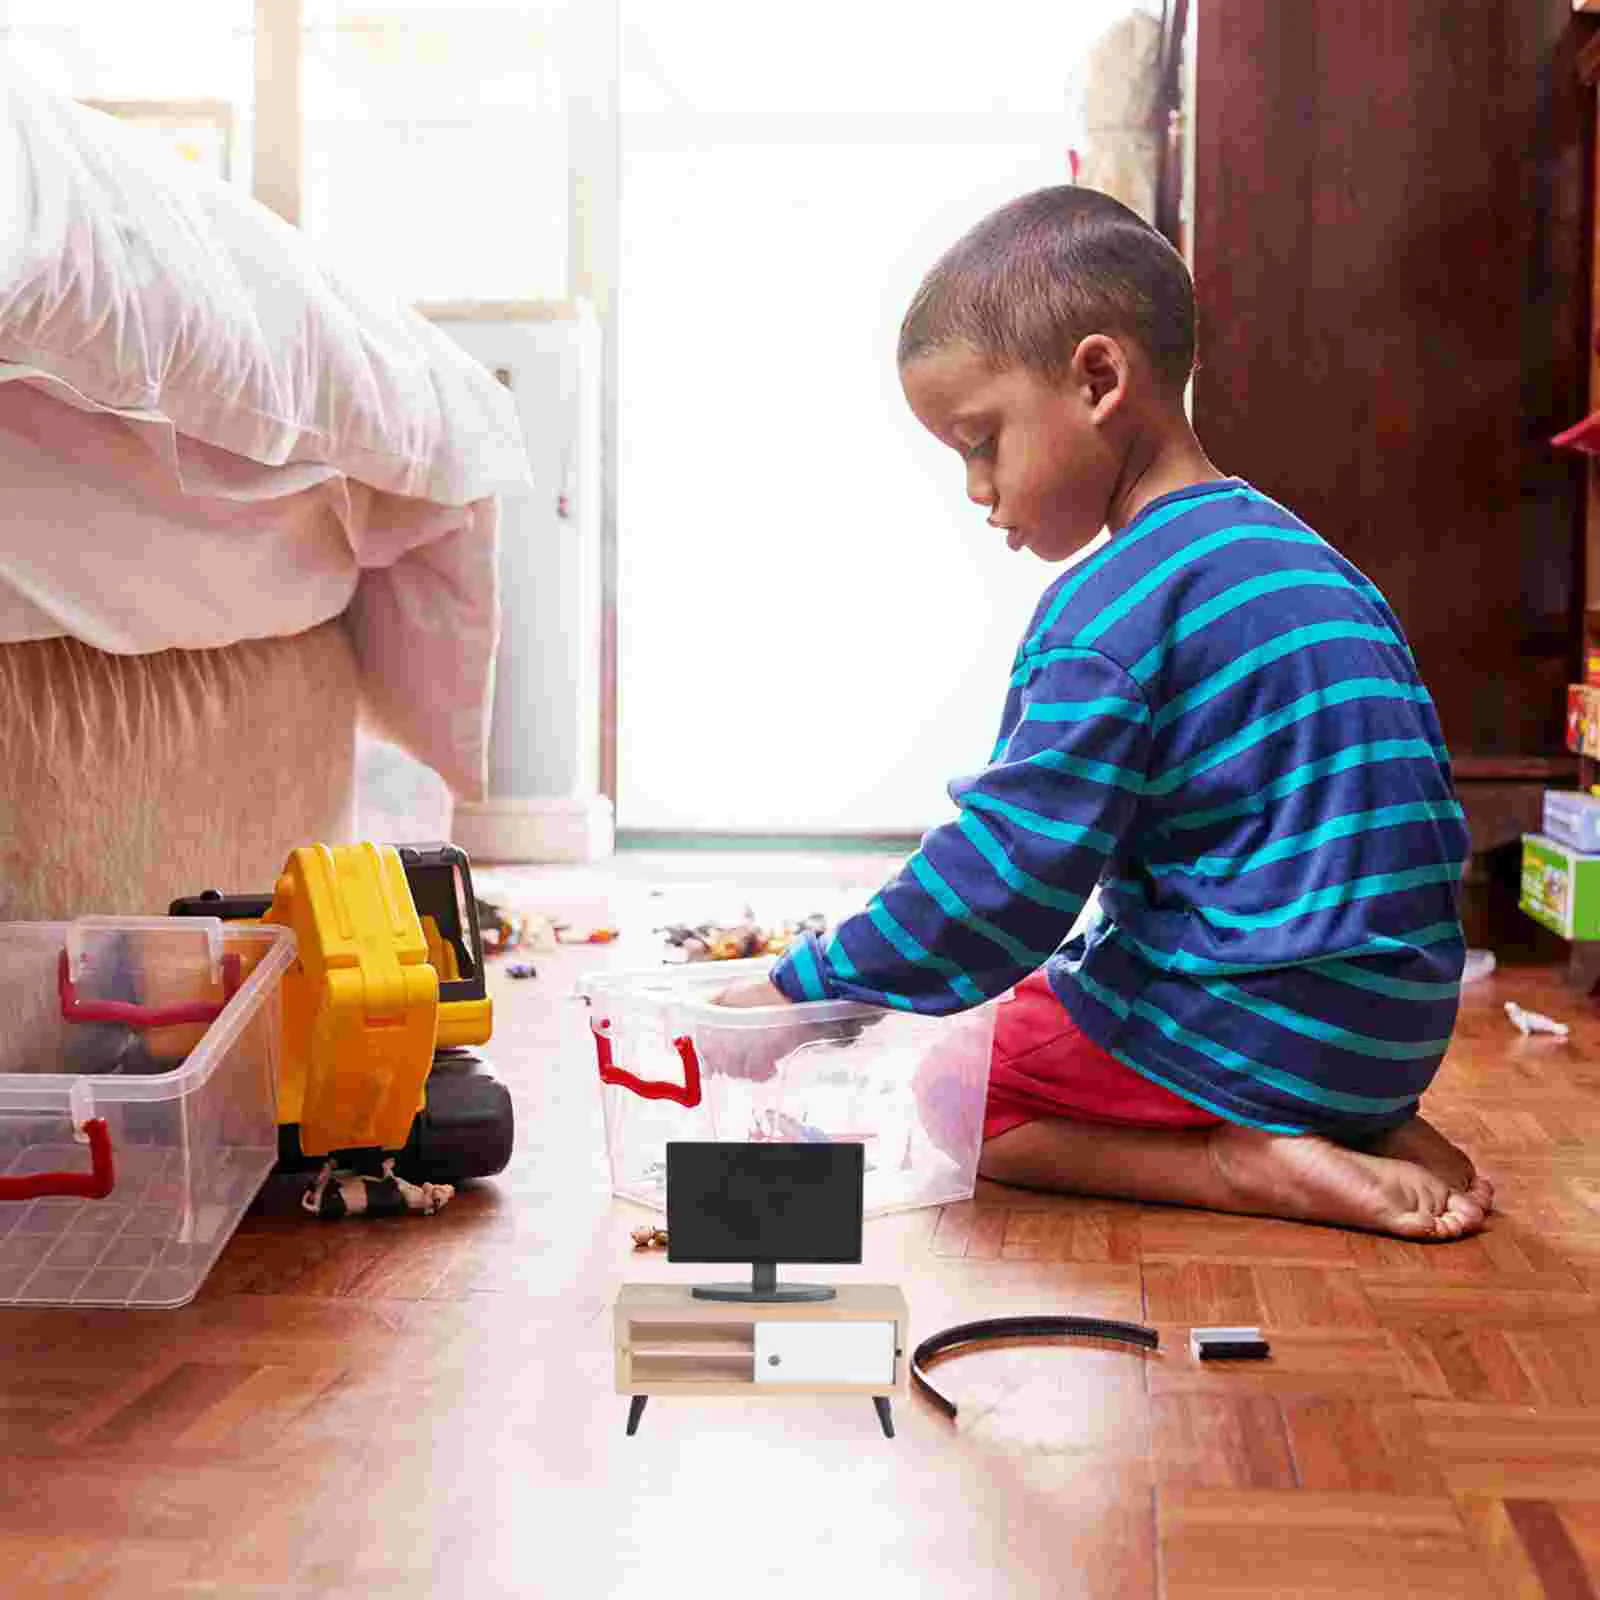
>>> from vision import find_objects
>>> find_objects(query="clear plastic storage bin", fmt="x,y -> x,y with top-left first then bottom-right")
577,958 -> 1001,1218
0,916 -> 294,1309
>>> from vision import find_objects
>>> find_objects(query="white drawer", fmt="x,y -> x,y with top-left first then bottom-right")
753,1320 -> 896,1386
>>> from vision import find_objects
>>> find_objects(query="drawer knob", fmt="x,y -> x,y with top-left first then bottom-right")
768,1355 -> 782,1367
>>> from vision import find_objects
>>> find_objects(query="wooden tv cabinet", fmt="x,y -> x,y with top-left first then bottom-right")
613,1282 -> 909,1437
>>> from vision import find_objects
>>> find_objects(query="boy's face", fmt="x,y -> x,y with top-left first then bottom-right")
900,340 -> 1124,562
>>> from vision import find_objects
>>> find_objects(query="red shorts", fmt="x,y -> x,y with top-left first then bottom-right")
981,973 -> 1222,1141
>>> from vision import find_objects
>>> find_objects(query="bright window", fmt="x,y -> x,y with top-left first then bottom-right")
299,1 -> 574,302
617,1 -> 1157,833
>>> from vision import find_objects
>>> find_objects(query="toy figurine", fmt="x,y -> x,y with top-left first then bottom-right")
658,911 -> 828,963
301,1157 -> 455,1220
748,1108 -> 835,1144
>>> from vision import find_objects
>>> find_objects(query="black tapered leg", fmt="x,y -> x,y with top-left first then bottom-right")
873,1395 -> 894,1438
626,1395 -> 648,1436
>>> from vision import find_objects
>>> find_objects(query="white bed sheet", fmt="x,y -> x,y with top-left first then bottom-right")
0,375 -> 500,799
0,55 -> 533,799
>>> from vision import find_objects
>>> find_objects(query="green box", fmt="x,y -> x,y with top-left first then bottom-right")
1520,833 -> 1600,941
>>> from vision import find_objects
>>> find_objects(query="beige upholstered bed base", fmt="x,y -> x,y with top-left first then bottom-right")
0,620 -> 359,921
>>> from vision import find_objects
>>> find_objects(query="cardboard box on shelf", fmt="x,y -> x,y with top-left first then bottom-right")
1521,833 -> 1600,941
1543,790 -> 1600,854
1567,685 -> 1600,757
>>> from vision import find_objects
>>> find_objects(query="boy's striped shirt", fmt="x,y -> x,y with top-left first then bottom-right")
769,479 -> 1468,1138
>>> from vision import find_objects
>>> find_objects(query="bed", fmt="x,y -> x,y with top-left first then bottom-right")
0,59 -> 530,919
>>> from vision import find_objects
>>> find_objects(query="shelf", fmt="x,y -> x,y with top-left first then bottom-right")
631,1338 -> 756,1359
1452,755 -> 1578,782
629,1357 -> 756,1386
630,1322 -> 756,1361
616,1282 -> 907,1321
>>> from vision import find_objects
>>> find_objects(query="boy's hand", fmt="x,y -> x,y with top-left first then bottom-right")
701,976 -> 798,1082
713,977 -> 792,1009
700,973 -> 884,1086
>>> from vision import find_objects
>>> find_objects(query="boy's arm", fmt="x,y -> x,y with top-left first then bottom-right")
766,649 -> 1150,1012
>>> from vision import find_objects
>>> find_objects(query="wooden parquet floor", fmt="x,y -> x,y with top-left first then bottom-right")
1,856 -> 1596,1598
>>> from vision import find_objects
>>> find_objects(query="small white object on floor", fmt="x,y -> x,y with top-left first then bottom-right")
1461,948 -> 1496,985
1505,1001 -> 1570,1039
1189,1326 -> 1270,1361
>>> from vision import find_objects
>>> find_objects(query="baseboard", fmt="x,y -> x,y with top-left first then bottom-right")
451,794 -> 615,863
615,829 -> 924,853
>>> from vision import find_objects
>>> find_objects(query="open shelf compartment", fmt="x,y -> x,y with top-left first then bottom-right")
628,1320 -> 756,1360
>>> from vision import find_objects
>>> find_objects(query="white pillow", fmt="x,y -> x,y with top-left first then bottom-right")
0,56 -> 530,508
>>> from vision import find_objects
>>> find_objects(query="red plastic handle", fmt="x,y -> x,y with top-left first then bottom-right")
592,1020 -> 703,1108
0,1118 -> 115,1201
58,949 -> 241,1028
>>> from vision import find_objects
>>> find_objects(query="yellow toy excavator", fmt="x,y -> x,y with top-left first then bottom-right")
170,841 -> 513,1187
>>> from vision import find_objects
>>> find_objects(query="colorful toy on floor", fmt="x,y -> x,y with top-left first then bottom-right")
747,1108 -> 837,1144
303,1156 -> 455,1219
1505,1000 -> 1570,1038
170,842 -> 515,1213
476,896 -> 522,954
658,911 -> 828,963
475,898 -> 560,957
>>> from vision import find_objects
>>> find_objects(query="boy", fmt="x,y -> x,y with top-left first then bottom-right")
715,186 -> 1490,1241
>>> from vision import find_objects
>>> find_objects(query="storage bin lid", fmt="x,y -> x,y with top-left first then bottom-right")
0,917 -> 295,1108
576,956 -> 886,1029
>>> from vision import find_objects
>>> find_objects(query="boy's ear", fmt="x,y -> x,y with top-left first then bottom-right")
1071,334 -> 1128,421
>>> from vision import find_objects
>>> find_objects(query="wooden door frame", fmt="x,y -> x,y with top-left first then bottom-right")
247,0 -> 621,807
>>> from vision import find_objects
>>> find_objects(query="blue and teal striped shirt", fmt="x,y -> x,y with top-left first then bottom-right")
769,479 -> 1469,1139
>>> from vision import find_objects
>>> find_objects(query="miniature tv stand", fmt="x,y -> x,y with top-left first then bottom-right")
614,1282 -> 908,1438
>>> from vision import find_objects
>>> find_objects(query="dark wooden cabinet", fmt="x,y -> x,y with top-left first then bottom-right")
1190,2 -> 1588,858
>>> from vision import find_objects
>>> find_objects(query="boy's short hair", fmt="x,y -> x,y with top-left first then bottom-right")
897,186 -> 1196,398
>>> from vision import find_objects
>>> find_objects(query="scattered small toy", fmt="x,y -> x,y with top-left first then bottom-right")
505,962 -> 538,980
302,1157 -> 454,1220
747,1108 -> 837,1144
1505,1000 -> 1570,1038
659,910 -> 829,963
629,1225 -> 669,1249
1190,1326 -> 1271,1361
476,896 -> 520,954
474,897 -> 559,957
557,925 -> 619,945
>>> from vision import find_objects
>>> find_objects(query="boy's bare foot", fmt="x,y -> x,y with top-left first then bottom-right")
1363,1116 -> 1494,1215
978,1113 -> 1493,1240
1206,1123 -> 1489,1241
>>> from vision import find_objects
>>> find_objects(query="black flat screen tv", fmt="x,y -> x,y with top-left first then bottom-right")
665,1141 -> 864,1302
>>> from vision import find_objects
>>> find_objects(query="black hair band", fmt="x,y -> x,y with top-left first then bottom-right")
911,1315 -> 1160,1421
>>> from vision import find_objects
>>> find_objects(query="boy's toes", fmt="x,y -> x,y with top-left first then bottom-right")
1466,1173 -> 1495,1215
1428,1188 -> 1486,1240
1379,1176 -> 1487,1241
